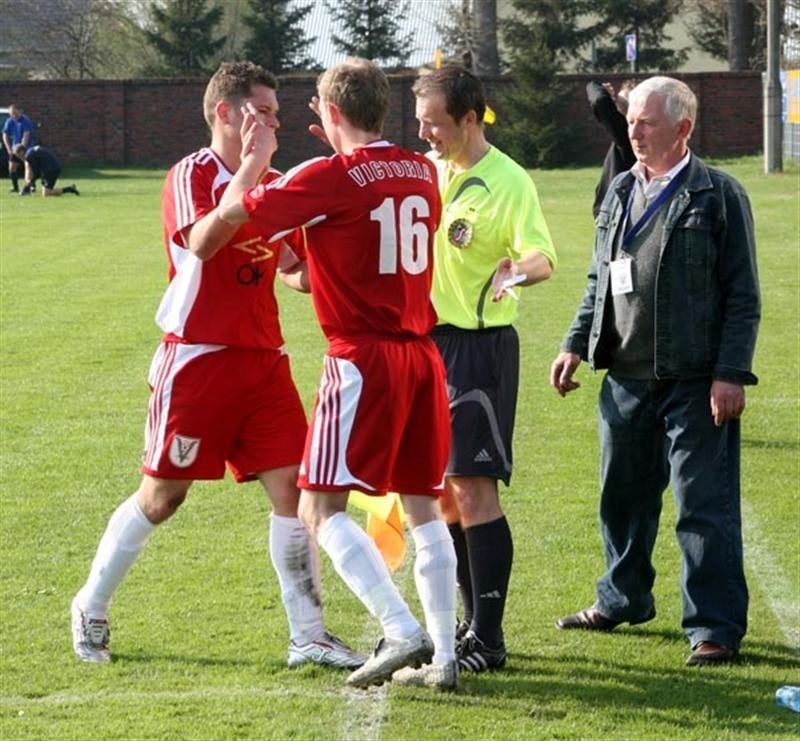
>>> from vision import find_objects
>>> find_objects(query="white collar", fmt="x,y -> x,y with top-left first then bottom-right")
354,139 -> 391,150
631,150 -> 691,199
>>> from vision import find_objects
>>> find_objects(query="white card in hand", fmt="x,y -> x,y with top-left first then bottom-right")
502,273 -> 527,289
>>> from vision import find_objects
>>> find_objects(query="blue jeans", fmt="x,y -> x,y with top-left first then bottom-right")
594,373 -> 748,650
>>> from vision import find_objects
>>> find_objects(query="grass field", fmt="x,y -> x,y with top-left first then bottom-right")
1,158 -> 798,740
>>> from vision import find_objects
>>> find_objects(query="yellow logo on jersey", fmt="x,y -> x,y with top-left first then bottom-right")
233,237 -> 274,262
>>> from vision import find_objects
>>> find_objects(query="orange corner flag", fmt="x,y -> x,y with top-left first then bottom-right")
349,492 -> 406,571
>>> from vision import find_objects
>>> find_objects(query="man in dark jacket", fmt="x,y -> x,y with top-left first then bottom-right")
550,76 -> 760,667
16,144 -> 79,197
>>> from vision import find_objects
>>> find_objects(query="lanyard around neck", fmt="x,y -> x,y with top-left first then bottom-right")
622,172 -> 684,248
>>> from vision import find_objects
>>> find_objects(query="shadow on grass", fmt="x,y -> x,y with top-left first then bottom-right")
64,167 -> 167,180
392,636 -> 800,738
112,650 -> 258,668
742,437 -> 800,451
109,650 -> 356,676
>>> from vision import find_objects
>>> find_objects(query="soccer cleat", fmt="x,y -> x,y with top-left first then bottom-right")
287,631 -> 367,669
19,186 -> 31,196
63,184 -> 80,195
455,618 -> 471,642
71,597 -> 110,663
346,627 -> 434,689
392,660 -> 459,690
456,631 -> 506,673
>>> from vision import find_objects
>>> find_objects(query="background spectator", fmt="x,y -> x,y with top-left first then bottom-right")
16,144 -> 79,197
586,80 -> 636,218
3,104 -> 36,193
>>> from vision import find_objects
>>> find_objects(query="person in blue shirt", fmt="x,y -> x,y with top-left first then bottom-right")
15,144 -> 79,197
2,104 -> 35,193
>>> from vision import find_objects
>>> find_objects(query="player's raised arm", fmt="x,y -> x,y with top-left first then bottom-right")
277,240 -> 311,293
219,104 -> 278,225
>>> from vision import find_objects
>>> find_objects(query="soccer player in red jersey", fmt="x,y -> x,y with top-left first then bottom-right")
220,58 -> 459,690
71,62 -> 364,671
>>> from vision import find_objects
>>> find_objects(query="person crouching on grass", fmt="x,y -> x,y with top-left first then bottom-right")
15,144 -> 79,197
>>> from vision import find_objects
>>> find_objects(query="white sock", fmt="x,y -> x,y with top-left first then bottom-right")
76,493 -> 155,617
318,511 -> 418,641
411,520 -> 457,663
269,514 -> 324,644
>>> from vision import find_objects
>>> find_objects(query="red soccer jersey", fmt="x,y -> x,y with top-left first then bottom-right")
242,141 -> 441,340
158,147 -> 305,349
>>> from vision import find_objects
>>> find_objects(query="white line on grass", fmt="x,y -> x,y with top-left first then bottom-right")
5,538 -> 413,739
338,539 -> 414,741
339,685 -> 389,741
742,499 -> 800,652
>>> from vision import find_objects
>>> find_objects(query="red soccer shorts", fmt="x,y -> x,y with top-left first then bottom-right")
298,335 -> 451,496
141,342 -> 307,482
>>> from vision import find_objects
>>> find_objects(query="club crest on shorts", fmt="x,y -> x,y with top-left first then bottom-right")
447,218 -> 473,248
169,435 -> 200,468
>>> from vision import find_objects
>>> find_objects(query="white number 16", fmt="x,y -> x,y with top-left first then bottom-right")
370,195 -> 430,275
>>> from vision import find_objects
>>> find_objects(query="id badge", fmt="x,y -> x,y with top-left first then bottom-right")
610,258 -> 634,296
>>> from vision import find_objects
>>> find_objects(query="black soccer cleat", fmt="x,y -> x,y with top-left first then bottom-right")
456,631 -> 507,673
455,618 -> 471,642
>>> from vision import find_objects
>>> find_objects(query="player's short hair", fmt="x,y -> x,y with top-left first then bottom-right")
203,61 -> 277,129
13,144 -> 25,156
317,58 -> 389,134
412,65 -> 486,124
629,76 -> 697,131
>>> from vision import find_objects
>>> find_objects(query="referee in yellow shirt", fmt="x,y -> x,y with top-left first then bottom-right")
409,66 -> 557,675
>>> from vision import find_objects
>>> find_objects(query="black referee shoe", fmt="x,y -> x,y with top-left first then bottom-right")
456,631 -> 506,673
455,618 -> 471,642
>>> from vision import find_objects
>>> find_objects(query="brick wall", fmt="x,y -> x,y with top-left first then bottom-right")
0,71 -> 762,171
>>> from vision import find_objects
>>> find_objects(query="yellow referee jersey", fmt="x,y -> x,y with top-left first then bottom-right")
430,146 -> 556,329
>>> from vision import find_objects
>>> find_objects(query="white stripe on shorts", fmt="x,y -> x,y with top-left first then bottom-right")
307,355 -> 372,490
143,342 -> 224,472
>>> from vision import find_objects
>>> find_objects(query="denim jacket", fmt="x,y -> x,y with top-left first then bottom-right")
562,154 -> 760,384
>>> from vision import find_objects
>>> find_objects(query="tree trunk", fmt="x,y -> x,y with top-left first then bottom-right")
728,0 -> 752,69
473,0 -> 499,76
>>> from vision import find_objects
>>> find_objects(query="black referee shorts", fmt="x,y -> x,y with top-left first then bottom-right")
41,169 -> 61,190
430,324 -> 519,485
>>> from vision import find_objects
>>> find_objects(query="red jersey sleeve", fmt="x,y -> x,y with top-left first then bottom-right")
162,153 -> 217,248
259,168 -> 309,265
243,157 -> 342,243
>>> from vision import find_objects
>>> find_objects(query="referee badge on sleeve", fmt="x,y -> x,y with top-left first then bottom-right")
447,218 -> 473,248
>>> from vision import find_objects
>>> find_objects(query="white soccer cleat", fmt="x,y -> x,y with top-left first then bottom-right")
346,627 -> 434,689
71,597 -> 110,663
392,660 -> 459,690
287,631 -> 367,669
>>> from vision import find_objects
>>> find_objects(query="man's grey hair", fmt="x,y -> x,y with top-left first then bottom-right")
629,76 -> 697,127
